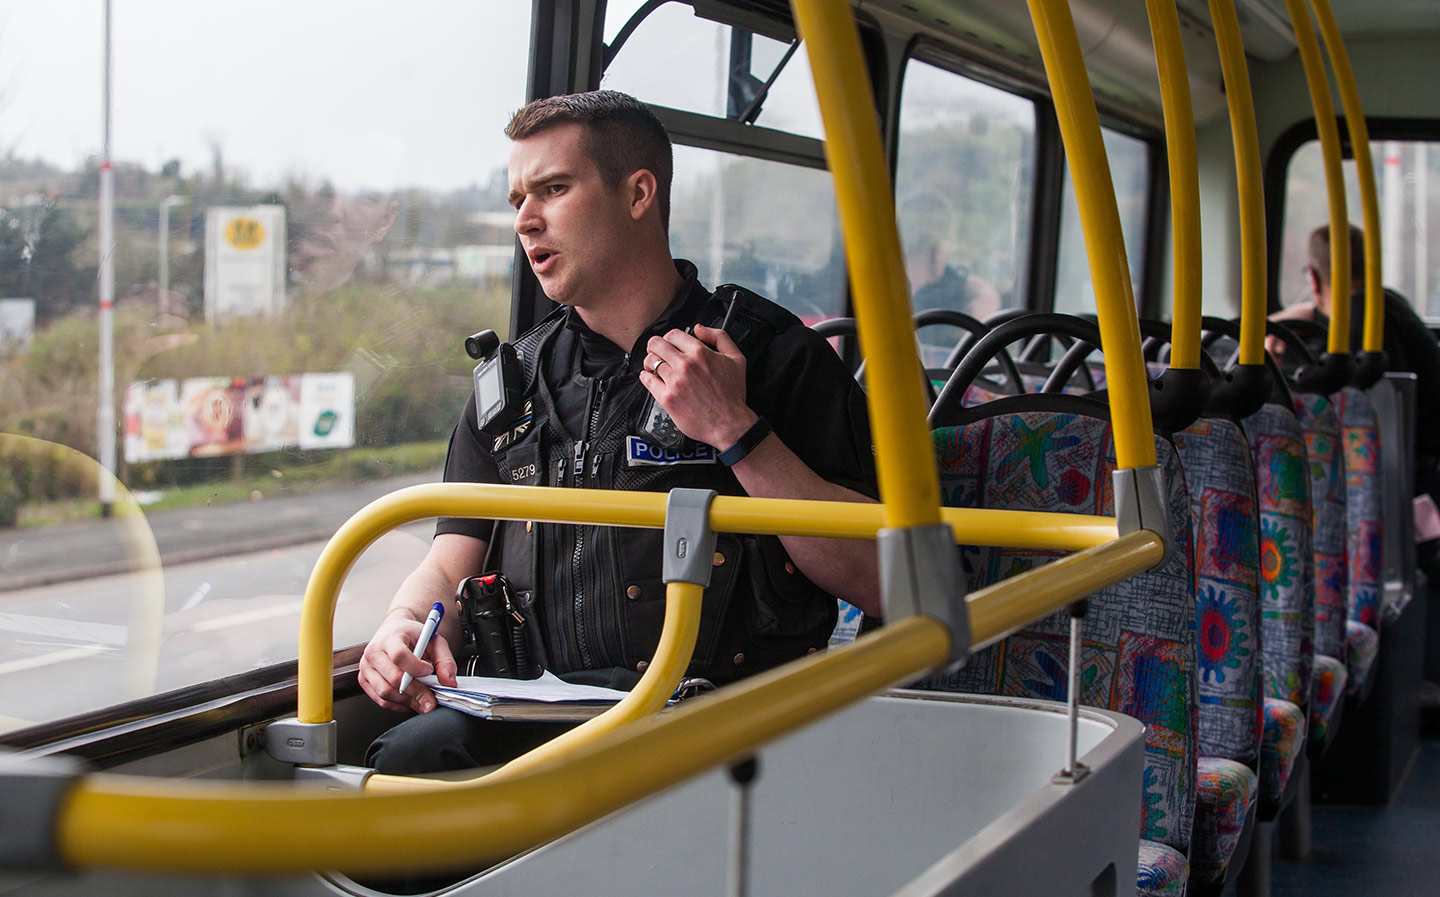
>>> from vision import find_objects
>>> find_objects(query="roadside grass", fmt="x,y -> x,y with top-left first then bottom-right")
15,440 -> 448,528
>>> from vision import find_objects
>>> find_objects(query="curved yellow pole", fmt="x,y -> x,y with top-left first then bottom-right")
56,531 -> 1165,874
1309,0 -> 1384,354
1143,0 -> 1202,370
790,0 -> 941,528
368,580 -> 702,792
1284,0 -> 1351,356
0,434 -> 163,700
299,486 -> 1119,722
1027,0 -> 1157,469
1208,0 -> 1268,366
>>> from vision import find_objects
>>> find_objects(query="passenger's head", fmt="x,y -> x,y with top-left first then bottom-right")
1305,223 -> 1364,312
505,90 -> 673,231
899,192 -> 955,289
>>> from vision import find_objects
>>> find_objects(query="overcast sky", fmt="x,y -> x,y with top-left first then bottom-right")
0,1 -> 535,192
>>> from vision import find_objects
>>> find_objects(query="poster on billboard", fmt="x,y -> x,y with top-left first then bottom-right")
181,377 -> 247,457
298,372 -> 355,450
243,375 -> 302,453
123,380 -> 188,463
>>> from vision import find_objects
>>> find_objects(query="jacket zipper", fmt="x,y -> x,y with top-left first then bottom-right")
571,378 -> 607,669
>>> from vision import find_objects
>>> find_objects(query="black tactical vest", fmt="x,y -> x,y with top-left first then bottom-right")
484,286 -> 838,686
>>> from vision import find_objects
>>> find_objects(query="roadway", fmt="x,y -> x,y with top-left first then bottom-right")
0,473 -> 441,733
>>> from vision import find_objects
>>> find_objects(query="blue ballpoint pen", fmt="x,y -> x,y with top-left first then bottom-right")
398,601 -> 445,696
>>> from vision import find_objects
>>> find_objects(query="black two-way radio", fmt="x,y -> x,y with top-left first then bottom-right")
465,329 -> 524,436
638,291 -> 740,450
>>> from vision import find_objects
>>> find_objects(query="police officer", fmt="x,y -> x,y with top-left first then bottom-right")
358,90 -> 880,773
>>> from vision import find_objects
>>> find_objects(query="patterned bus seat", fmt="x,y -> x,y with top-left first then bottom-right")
927,410 -> 1197,896
1241,401 -> 1315,808
1337,386 -> 1383,695
1293,391 -> 1350,742
1171,417 -> 1264,884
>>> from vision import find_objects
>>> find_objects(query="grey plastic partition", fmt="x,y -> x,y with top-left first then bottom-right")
401,692 -> 1146,897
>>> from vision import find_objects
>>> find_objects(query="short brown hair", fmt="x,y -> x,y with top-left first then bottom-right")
506,90 -> 673,231
1308,223 -> 1365,288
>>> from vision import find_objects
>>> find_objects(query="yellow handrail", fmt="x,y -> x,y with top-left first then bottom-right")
1208,0 -> 1268,366
1026,0 -> 1157,469
1143,0 -> 1202,370
298,483 -> 1118,721
1309,0 -> 1384,355
1284,0 -> 1351,357
791,0 -> 940,528
56,531 -> 1163,874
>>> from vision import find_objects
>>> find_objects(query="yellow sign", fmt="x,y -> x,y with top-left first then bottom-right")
224,217 -> 267,250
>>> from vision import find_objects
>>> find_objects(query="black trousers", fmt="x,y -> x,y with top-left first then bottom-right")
365,707 -> 578,775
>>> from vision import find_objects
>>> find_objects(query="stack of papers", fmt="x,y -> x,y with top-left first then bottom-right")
418,671 -> 632,721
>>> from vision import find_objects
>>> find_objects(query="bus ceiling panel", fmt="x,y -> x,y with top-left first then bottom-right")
861,0 -> 1227,128
650,104 -> 828,169
1175,0 -> 1296,61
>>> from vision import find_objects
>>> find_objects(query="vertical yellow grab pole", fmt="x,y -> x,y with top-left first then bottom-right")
1143,0 -> 1202,370
1027,0 -> 1157,469
1309,0 -> 1384,355
789,0 -> 941,527
1208,0 -> 1268,366
1284,0 -> 1351,356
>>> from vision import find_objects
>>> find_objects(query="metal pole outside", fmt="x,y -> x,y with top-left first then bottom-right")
97,0 -> 116,517
158,195 -> 184,317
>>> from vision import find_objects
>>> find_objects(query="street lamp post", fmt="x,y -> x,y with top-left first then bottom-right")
158,194 -> 185,316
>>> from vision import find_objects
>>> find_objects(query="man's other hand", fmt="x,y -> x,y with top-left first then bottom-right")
640,324 -> 756,449
359,610 -> 459,714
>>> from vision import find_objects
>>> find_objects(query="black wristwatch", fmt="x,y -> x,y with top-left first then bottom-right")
718,417 -> 772,467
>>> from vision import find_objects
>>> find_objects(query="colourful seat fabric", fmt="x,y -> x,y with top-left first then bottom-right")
1241,403 -> 1316,709
1338,387 -> 1384,631
1309,652 -> 1348,746
1346,619 -> 1380,694
1191,757 -> 1259,884
1173,418 -> 1264,766
1260,698 -> 1305,807
928,412 -> 1198,859
1137,839 -> 1189,897
1293,392 -> 1349,661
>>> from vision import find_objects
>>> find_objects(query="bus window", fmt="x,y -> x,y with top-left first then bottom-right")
896,57 -> 1037,364
668,146 -> 845,323
602,1 -> 842,322
0,0 -> 531,730
602,0 -> 824,139
1054,127 -> 1152,316
1279,139 -> 1440,323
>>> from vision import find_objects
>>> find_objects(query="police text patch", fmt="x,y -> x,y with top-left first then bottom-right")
626,436 -> 718,467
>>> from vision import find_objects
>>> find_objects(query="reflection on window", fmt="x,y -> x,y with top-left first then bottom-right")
0,0 -> 531,729
670,145 -> 845,323
1281,139 -> 1438,322
896,58 -> 1035,364
602,0 -> 824,139
1054,127 -> 1151,316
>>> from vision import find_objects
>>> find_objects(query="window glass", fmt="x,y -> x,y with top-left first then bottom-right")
895,58 -> 1036,365
1054,127 -> 1151,316
1280,139 -> 1440,322
670,145 -> 845,322
0,0 -> 530,729
603,1 -> 824,139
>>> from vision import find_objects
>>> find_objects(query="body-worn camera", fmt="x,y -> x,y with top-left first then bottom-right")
465,329 -> 525,436
456,573 -> 543,679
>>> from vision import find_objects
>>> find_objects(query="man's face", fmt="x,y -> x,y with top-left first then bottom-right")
508,122 -> 633,306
